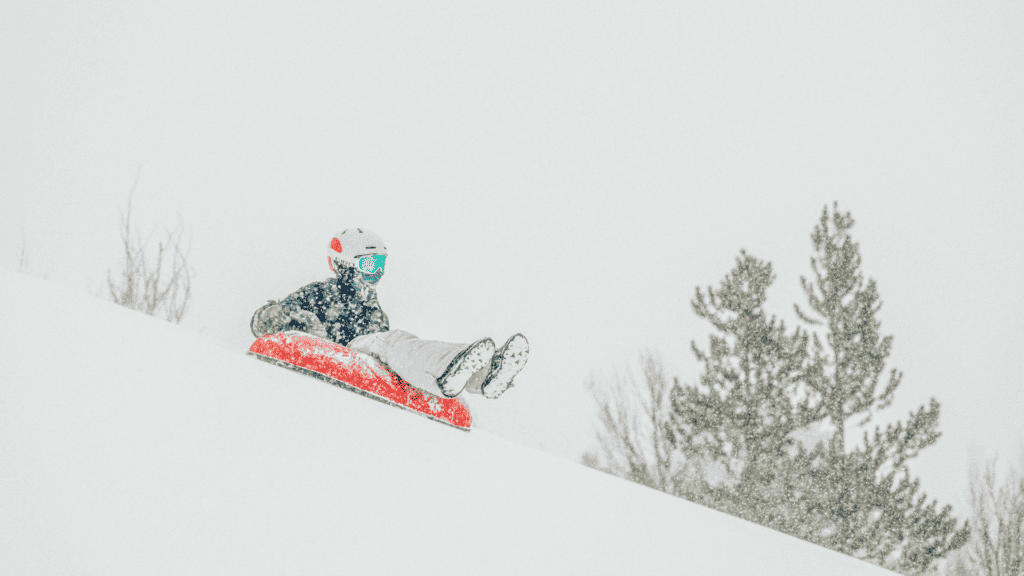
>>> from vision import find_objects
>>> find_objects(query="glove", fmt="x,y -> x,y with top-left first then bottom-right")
251,301 -> 287,337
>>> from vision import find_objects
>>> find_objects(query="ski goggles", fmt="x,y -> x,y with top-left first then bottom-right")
357,254 -> 387,275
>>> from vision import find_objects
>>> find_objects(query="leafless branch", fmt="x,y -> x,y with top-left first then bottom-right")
107,184 -> 193,323
957,448 -> 1024,576
584,350 -> 689,495
18,232 -> 29,273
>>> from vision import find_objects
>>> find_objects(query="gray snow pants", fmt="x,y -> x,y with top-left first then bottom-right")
347,330 -> 486,398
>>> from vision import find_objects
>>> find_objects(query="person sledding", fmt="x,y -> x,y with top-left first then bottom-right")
250,228 -> 529,400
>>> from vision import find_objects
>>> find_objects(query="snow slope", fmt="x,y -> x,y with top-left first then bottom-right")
0,269 -> 896,575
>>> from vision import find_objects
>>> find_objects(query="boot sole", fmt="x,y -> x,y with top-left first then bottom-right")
437,338 -> 495,398
481,334 -> 529,399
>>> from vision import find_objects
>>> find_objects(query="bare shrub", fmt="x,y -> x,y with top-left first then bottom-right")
107,186 -> 193,323
584,350 -> 691,494
955,450 -> 1024,576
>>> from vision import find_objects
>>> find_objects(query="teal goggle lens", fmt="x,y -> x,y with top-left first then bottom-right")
357,254 -> 386,275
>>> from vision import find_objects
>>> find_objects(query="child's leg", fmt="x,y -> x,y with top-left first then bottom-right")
348,330 -> 471,397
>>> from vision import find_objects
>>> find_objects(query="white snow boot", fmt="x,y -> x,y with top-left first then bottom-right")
436,338 -> 495,398
480,334 -> 529,399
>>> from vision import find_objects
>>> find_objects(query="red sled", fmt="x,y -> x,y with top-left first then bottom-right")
248,331 -> 471,431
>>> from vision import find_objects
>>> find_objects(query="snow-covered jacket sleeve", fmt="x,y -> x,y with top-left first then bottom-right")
272,278 -> 388,345
250,297 -> 328,340
277,282 -> 327,317
250,281 -> 333,339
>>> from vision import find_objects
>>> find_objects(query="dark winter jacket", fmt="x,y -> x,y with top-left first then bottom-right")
266,267 -> 389,345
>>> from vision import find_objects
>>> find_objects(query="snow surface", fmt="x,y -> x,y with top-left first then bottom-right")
0,269 -> 896,575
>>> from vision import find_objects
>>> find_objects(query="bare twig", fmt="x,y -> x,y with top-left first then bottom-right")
959,449 -> 1024,576
584,350 -> 688,495
18,232 -> 29,273
107,184 -> 193,323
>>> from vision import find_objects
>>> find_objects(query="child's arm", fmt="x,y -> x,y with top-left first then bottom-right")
251,300 -> 286,337
251,300 -> 329,339
251,281 -> 331,339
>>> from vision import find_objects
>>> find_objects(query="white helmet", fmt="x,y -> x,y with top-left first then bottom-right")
327,228 -> 388,285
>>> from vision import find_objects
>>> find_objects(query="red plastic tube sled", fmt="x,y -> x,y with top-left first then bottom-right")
249,331 -> 472,431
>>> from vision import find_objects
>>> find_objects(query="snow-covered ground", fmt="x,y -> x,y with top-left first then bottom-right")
0,269 -> 895,575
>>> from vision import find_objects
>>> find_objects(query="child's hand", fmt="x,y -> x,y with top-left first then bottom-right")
251,301 -> 286,337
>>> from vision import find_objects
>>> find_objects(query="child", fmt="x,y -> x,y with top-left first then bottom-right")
250,228 -> 528,399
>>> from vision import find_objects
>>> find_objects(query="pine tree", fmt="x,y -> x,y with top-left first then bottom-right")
790,203 -> 968,574
793,203 -> 899,455
669,203 -> 969,574
668,250 -> 823,528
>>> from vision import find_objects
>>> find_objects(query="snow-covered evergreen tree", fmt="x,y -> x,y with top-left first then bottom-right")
670,204 -> 969,574
668,250 -> 822,520
793,204 -> 968,573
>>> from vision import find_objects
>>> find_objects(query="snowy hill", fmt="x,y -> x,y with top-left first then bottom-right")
0,269 -> 896,575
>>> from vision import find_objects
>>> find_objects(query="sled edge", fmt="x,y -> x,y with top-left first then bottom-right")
248,350 -> 472,432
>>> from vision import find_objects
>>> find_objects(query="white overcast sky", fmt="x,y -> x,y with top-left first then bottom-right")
2,1 -> 1022,516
